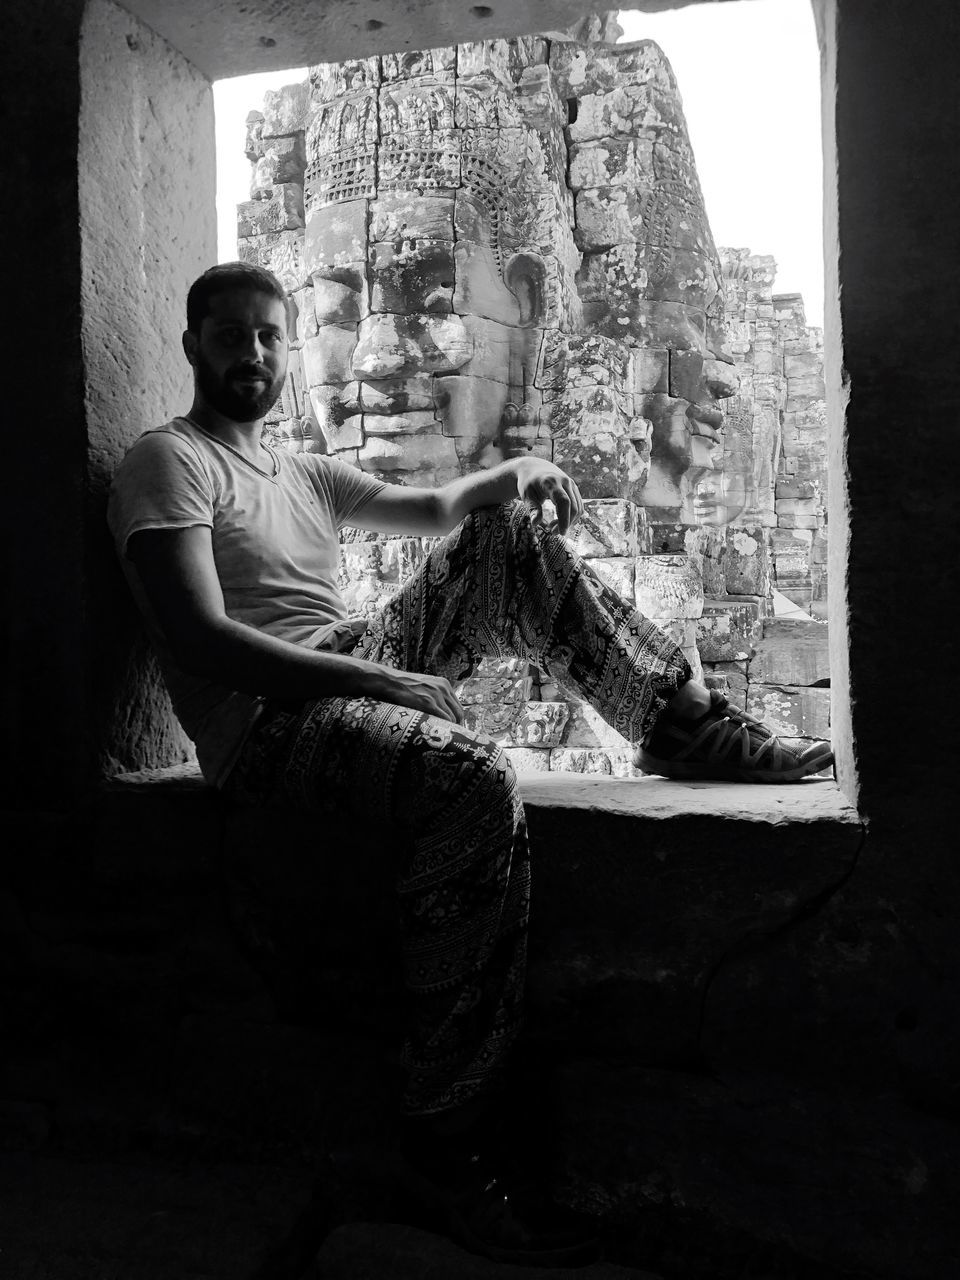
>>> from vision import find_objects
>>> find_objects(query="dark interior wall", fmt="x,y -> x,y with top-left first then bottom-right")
2,3 -> 89,808
831,0 -> 960,837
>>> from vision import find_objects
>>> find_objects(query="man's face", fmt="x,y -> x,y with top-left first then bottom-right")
187,289 -> 289,423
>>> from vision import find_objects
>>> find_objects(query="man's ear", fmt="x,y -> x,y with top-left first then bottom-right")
182,329 -> 198,367
504,253 -> 547,328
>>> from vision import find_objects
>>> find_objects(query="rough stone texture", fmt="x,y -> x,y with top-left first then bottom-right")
750,619 -> 831,687
1,766 -> 870,1277
0,1152 -> 318,1280
721,251 -> 828,617
556,1063 -> 960,1280
314,1221 -> 662,1278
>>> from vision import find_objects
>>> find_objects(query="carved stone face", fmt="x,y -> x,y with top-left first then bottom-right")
298,43 -> 571,485
298,36 -> 736,517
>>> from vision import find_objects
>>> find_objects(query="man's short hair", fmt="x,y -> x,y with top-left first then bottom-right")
186,262 -> 287,333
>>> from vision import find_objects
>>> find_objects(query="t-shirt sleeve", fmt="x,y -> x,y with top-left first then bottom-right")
314,454 -> 386,527
107,430 -> 215,559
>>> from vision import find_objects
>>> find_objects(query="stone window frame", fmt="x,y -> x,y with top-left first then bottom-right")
75,0 -> 855,814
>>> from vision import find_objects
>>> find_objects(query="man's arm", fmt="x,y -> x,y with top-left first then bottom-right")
127,525 -> 464,722
348,456 -> 584,537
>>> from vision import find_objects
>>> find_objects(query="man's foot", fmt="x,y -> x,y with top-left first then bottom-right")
398,1129 -> 601,1268
635,688 -> 834,783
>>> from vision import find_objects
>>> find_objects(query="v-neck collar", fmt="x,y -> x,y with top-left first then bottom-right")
180,416 -> 280,481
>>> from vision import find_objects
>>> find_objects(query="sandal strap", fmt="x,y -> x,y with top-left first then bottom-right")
675,710 -> 791,769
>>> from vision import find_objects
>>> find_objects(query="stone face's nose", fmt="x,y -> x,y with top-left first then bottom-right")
351,313 -> 473,378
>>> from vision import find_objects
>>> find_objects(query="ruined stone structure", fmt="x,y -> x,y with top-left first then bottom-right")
691,248 -> 831,750
238,32 -> 831,774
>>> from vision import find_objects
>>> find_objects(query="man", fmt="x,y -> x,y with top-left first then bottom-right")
107,262 -> 833,1267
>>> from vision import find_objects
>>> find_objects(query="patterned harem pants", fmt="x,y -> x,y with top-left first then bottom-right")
222,501 -> 690,1117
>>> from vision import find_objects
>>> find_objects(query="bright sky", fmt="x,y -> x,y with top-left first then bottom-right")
213,0 -> 823,326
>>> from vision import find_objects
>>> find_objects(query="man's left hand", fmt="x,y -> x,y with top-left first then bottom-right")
513,458 -> 584,536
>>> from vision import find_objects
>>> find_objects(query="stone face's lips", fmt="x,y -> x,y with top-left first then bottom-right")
687,406 -> 723,439
358,379 -> 436,415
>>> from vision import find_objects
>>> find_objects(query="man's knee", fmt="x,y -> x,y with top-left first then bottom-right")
414,719 -> 520,815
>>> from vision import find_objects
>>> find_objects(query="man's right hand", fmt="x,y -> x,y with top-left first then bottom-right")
364,667 -> 465,724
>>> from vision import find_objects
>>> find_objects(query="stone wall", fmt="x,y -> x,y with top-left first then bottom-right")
237,33 -> 830,775
694,248 -> 831,756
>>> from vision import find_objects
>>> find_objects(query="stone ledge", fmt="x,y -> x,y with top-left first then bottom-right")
516,769 -> 857,825
107,761 -> 859,827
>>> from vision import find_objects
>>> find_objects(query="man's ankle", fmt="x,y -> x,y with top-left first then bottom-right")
664,679 -> 713,722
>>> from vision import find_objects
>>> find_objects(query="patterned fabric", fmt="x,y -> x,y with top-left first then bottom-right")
223,501 -> 690,1116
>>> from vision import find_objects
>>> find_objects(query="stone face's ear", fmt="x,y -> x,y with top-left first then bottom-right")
504,252 -> 547,328
182,329 -> 198,368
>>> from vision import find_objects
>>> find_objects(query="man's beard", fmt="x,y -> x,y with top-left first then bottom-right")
195,351 -> 285,423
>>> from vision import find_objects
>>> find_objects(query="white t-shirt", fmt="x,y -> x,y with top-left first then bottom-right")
107,417 -> 385,786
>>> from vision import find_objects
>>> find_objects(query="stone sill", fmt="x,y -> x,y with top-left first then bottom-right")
107,762 -> 859,828
517,770 -> 858,825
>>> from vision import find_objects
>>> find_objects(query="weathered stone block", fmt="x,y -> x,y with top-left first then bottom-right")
746,684 -> 830,739
435,374 -> 510,446
579,243 -> 720,312
560,700 -> 630,750
776,479 -> 819,501
363,409 -> 436,437
383,47 -> 457,80
535,331 -> 633,392
632,347 -> 670,395
584,555 -> 635,603
553,435 -> 647,501
775,497 -> 819,518
568,137 -> 656,191
303,326 -> 357,386
542,384 -> 632,439
371,239 -> 454,314
551,747 -> 597,776
462,700 -> 570,749
236,184 -> 304,237
304,200 -> 369,271
696,602 -> 762,663
750,620 -> 831,687
503,747 -> 552,773
636,555 -> 703,621
370,193 -> 455,243
568,499 -> 638,558
261,81 -> 311,136
702,663 -> 749,707
455,673 -> 533,706
357,432 -> 460,475
582,296 -> 707,350
778,513 -> 820,530
292,284 -> 318,343
237,229 -> 305,290
308,386 -> 362,451
723,527 -> 770,597
311,267 -> 368,325
251,134 -> 306,194
474,656 -> 527,679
